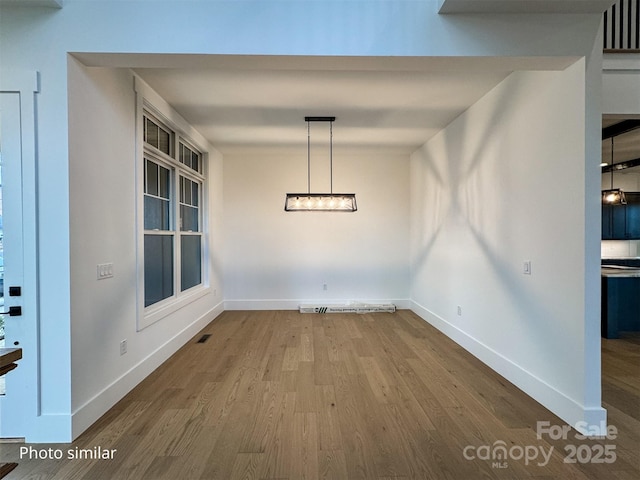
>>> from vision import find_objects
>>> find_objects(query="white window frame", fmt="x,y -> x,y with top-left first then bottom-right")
135,77 -> 210,330
177,140 -> 205,293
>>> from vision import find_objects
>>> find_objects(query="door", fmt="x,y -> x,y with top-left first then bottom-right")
611,204 -> 628,238
0,72 -> 39,440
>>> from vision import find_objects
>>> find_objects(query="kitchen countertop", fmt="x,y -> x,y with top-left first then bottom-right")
0,348 -> 22,377
602,257 -> 640,260
0,348 -> 22,368
601,265 -> 640,277
0,349 -> 21,478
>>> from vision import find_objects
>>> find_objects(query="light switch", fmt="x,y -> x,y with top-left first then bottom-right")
97,263 -> 114,280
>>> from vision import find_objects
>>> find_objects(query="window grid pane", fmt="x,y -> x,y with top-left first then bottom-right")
144,118 -> 159,149
181,234 -> 202,291
158,129 -> 170,155
145,197 -> 170,230
179,142 -> 201,173
180,175 -> 200,232
192,152 -> 199,173
144,159 -> 172,230
159,165 -> 170,198
144,115 -> 172,156
144,234 -> 174,307
180,205 -> 198,232
145,159 -> 158,196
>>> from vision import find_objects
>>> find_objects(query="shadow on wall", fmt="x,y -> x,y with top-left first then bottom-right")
411,75 -> 525,275
410,70 -> 583,373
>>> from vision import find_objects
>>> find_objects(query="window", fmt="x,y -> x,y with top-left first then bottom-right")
179,173 -> 202,292
143,157 -> 174,307
141,111 -> 206,312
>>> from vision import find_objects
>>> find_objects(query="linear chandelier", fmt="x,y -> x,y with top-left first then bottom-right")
285,116 -> 357,212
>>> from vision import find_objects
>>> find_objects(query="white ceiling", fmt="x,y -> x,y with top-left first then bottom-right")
134,63 -> 509,155
74,53 -> 578,155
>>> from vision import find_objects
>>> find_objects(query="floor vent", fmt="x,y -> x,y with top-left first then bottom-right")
197,334 -> 212,344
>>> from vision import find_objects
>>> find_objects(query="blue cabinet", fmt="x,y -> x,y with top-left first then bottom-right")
602,193 -> 640,239
602,276 -> 640,338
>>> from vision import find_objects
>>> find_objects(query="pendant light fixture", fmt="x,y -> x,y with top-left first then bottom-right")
602,136 -> 627,205
284,116 -> 357,212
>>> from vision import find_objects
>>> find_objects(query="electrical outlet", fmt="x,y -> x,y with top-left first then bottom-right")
457,306 -> 462,316
323,284 -> 328,291
120,339 -> 127,356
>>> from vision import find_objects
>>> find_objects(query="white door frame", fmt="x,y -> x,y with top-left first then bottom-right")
0,70 -> 40,440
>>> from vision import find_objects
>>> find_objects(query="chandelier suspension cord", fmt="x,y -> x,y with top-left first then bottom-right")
330,120 -> 333,195
307,120 -> 311,195
611,136 -> 614,190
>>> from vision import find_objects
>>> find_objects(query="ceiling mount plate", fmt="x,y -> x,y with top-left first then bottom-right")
305,116 -> 336,122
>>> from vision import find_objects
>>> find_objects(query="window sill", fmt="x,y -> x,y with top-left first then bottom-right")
138,286 -> 211,331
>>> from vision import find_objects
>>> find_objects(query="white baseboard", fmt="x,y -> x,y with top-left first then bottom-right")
71,302 -> 224,440
410,301 -> 607,435
224,298 -> 412,311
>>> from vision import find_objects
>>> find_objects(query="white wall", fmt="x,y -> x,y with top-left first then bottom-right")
603,54 -> 640,115
223,151 -> 410,308
410,62 -> 606,430
67,60 -> 224,438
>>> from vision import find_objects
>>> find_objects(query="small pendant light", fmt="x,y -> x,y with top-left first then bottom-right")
602,136 -> 627,205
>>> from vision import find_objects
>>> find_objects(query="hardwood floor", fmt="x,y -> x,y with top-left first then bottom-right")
1,310 -> 639,479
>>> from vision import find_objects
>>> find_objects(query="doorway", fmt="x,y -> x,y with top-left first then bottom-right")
0,72 -> 39,440
0,93 -> 22,397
